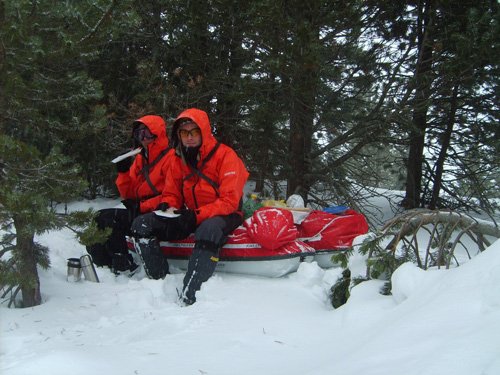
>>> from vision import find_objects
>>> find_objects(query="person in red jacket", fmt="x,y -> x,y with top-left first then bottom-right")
131,108 -> 249,304
87,115 -> 173,275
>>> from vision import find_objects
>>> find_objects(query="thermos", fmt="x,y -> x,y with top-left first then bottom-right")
67,258 -> 82,282
66,255 -> 99,282
80,254 -> 100,283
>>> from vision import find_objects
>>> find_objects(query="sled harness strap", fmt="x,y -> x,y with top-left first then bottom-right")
140,147 -> 170,196
184,142 -> 221,197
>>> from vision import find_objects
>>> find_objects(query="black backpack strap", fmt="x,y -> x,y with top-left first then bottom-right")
183,142 -> 221,196
144,173 -> 160,196
140,147 -> 170,196
189,167 -> 220,197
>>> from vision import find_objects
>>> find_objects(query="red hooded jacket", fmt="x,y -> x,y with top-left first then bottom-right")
161,108 -> 249,224
116,115 -> 174,213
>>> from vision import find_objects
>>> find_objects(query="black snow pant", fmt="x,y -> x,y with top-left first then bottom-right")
130,212 -> 242,303
86,208 -> 135,271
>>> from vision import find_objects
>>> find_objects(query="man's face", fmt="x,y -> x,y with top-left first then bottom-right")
178,122 -> 202,148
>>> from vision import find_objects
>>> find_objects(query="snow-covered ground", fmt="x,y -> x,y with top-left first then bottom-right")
1,196 -> 499,375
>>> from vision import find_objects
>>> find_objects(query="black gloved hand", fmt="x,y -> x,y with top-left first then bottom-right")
174,209 -> 197,229
156,202 -> 169,211
116,156 -> 133,173
154,208 -> 197,240
122,199 -> 140,219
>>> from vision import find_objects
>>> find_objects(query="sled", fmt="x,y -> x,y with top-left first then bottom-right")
159,227 -> 316,278
127,206 -> 368,277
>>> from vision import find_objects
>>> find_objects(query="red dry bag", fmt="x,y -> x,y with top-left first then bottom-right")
244,207 -> 298,250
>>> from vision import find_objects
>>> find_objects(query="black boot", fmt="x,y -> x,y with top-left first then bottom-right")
111,253 -> 139,276
181,240 -> 220,305
86,242 -> 112,268
132,237 -> 169,280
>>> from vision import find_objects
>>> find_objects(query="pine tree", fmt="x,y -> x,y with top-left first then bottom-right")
0,135 -> 86,307
0,0 -> 114,307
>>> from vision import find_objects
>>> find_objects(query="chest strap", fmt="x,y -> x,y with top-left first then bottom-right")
184,142 -> 221,197
140,147 -> 170,195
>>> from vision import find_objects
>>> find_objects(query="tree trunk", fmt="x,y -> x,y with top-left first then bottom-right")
215,5 -> 245,148
14,220 -> 42,307
402,0 -> 436,209
429,84 -> 458,209
288,91 -> 315,199
0,0 -> 5,128
286,7 -> 319,201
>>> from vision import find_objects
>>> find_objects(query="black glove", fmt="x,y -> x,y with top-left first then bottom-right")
116,157 -> 133,173
155,208 -> 197,240
174,209 -> 197,230
156,202 -> 169,211
122,199 -> 140,219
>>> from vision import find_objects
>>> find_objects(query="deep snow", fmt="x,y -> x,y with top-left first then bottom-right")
1,196 -> 499,375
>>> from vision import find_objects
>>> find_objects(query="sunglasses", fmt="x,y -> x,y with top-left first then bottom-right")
179,128 -> 201,138
134,127 -> 156,141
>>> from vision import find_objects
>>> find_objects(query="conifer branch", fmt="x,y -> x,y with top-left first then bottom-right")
78,0 -> 117,44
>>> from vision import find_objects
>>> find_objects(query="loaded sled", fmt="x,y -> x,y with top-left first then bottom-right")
128,206 -> 369,277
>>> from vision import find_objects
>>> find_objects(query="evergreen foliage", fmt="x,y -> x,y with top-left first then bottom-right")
333,208 -> 500,307
330,268 -> 351,309
0,135 -> 87,307
0,0 -> 115,307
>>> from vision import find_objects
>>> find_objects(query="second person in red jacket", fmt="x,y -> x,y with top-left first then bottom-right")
87,115 -> 173,275
131,108 -> 249,305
